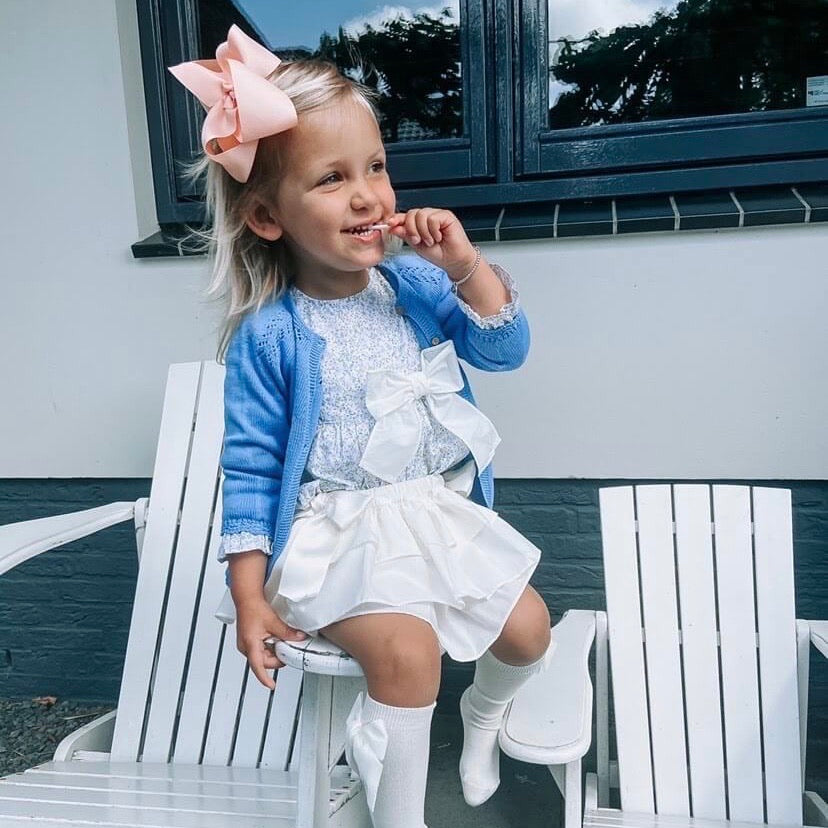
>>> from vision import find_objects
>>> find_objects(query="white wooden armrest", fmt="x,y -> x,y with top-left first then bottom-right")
0,502 -> 136,576
52,710 -> 117,761
809,621 -> 828,659
499,609 -> 597,765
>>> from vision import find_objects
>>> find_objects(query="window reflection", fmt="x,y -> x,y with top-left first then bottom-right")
547,0 -> 828,129
198,1 -> 463,142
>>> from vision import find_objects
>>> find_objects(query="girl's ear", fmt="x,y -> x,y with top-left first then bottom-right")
245,199 -> 283,241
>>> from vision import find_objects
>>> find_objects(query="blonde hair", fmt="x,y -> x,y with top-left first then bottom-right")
181,59 -> 395,363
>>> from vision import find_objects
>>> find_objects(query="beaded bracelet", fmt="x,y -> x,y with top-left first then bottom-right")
450,245 -> 482,294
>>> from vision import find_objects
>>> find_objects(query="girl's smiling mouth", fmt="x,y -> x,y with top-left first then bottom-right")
342,223 -> 386,241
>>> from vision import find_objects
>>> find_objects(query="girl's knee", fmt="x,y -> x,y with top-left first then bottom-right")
323,613 -> 442,704
493,589 -> 552,663
368,626 -> 441,682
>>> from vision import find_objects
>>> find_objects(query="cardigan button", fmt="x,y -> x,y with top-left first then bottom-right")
394,305 -> 405,315
431,336 -> 441,345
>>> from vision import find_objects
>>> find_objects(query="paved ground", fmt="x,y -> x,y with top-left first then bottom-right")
427,711 -> 560,827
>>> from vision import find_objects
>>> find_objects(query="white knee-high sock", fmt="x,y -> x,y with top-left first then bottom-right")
353,692 -> 435,828
459,646 -> 550,807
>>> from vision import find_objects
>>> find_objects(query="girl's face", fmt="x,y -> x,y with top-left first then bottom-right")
255,98 -> 396,288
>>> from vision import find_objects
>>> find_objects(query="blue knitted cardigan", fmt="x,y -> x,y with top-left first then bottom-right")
220,253 -> 531,585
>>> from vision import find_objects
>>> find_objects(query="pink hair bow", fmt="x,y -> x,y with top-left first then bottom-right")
168,24 -> 298,183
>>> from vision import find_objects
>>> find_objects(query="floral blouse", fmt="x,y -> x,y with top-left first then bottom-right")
218,263 -> 520,561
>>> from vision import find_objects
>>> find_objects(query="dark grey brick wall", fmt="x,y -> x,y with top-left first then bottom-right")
0,481 -> 147,701
0,478 -> 825,783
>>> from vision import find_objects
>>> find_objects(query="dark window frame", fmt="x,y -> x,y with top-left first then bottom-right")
137,0 -> 495,224
515,0 -> 828,194
136,0 -> 828,227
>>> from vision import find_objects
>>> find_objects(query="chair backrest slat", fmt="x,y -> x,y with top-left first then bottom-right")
201,633 -> 250,764
753,487 -> 801,823
601,483 -> 802,825
712,485 -> 764,822
141,360 -> 226,762
111,363 -> 202,761
599,486 -> 655,813
673,485 -> 726,820
111,361 -> 304,769
262,666 -> 303,770
636,486 -> 689,816
172,492 -> 232,763
232,671 -> 276,767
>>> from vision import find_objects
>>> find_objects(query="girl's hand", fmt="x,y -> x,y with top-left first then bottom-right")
387,208 -> 478,280
235,596 -> 307,690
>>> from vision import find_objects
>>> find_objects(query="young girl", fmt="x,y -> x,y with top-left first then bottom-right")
170,25 -> 552,828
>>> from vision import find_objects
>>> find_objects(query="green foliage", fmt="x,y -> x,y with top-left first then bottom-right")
313,8 -> 462,142
550,0 -> 828,128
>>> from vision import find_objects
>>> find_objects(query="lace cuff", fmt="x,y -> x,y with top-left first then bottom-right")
218,532 -> 272,563
454,263 -> 521,329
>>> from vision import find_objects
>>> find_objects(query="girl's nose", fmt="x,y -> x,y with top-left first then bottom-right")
350,181 -> 380,210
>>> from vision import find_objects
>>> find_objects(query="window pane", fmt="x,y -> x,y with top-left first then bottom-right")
198,0 -> 463,142
547,0 -> 828,129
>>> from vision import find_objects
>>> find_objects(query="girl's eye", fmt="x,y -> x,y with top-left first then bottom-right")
318,173 -> 340,186
371,161 -> 386,173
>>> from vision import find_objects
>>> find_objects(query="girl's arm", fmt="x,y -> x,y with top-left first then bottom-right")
221,317 -> 307,687
221,316 -> 287,544
228,549 -> 306,690
388,209 -> 530,372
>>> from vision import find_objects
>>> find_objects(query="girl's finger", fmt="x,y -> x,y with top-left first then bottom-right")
415,208 -> 436,246
426,211 -> 445,244
248,649 -> 276,690
262,651 -> 284,670
404,209 -> 422,245
269,617 -> 307,642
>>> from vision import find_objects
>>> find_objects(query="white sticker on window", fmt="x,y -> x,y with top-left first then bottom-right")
806,76 -> 828,107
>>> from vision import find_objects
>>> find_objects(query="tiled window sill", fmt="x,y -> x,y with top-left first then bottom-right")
132,183 -> 828,258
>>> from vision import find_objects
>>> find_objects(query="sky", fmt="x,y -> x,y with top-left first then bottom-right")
548,0 -> 676,41
234,0 -> 460,50
544,0 -> 679,108
233,0 -> 678,108
233,0 -> 677,51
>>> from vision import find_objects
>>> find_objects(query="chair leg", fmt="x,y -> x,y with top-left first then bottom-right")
564,759 -> 582,828
548,760 -> 583,828
297,672 -> 334,828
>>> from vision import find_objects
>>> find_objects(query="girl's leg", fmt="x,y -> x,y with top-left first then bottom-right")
460,585 -> 552,806
320,612 -> 441,828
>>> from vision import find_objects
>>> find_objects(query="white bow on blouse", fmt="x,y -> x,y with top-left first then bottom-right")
358,339 -> 501,483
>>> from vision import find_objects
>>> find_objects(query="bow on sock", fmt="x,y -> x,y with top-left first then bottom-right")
345,692 -> 389,814
167,24 -> 298,182
358,340 -> 501,482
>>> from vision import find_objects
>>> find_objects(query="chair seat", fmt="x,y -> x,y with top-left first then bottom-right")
585,804 -> 804,828
0,760 -> 358,826
272,635 -> 365,677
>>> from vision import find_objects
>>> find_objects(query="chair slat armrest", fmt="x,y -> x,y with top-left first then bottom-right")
809,621 -> 828,659
0,502 -> 136,576
499,609 -> 597,765
52,710 -> 117,761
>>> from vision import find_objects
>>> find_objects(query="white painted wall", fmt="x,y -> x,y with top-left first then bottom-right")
1,1 -> 826,479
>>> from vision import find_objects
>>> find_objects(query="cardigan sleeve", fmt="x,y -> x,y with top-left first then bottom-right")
453,263 -> 521,330
217,532 -> 272,563
431,261 -> 531,371
219,317 -> 288,559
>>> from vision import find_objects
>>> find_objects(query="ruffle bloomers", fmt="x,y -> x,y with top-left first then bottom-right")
259,459 -> 541,662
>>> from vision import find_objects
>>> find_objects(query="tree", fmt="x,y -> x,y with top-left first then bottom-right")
314,9 -> 462,143
549,0 -> 828,128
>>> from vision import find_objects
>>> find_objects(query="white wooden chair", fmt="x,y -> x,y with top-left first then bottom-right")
500,484 -> 828,828
0,361 -> 373,827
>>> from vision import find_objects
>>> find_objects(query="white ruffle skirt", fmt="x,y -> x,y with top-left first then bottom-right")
260,464 -> 542,662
